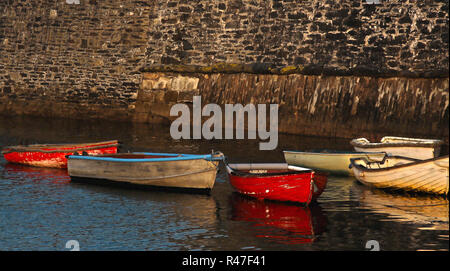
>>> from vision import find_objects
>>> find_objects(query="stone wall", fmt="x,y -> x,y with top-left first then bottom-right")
146,0 -> 449,77
0,0 -> 448,139
137,69 -> 449,140
0,0 -> 151,120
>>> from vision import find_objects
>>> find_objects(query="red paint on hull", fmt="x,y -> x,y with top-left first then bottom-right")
312,172 -> 328,201
2,141 -> 119,168
228,171 -> 314,205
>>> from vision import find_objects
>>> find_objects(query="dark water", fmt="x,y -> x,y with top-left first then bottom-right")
0,116 -> 448,251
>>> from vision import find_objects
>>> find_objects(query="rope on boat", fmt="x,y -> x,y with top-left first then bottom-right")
3,143 -> 119,154
384,203 -> 449,208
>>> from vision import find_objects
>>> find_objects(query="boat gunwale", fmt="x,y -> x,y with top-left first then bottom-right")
67,152 -> 222,163
349,155 -> 449,173
350,137 -> 444,149
1,140 -> 119,154
282,150 -> 387,156
225,163 -> 313,178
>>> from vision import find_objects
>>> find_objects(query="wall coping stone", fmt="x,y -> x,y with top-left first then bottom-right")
140,63 -> 449,78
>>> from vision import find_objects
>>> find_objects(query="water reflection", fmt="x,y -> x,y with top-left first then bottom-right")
317,176 -> 362,211
230,193 -> 327,244
357,187 -> 449,231
66,183 -> 221,250
71,181 -> 220,228
0,163 -> 221,250
1,115 -> 448,250
2,163 -> 70,184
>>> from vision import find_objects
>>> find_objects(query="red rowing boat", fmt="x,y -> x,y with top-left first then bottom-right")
1,140 -> 119,168
226,163 -> 327,205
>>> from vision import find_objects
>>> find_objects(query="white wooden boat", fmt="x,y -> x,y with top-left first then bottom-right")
283,150 -> 386,176
67,152 -> 223,192
350,155 -> 449,195
350,136 -> 443,160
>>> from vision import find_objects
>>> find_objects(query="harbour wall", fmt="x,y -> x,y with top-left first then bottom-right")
136,68 -> 449,140
0,0 -> 448,140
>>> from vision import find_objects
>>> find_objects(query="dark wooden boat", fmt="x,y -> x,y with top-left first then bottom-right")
1,140 -> 119,168
225,163 -> 327,204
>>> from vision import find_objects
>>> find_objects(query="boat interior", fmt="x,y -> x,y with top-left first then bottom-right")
306,149 -> 385,155
380,136 -> 442,144
227,163 -> 312,176
81,153 -> 182,159
3,140 -> 119,152
352,136 -> 443,146
352,156 -> 420,169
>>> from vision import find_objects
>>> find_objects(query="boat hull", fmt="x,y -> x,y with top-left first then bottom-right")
228,173 -> 313,204
2,141 -> 119,168
67,154 -> 219,191
350,156 -> 449,195
69,176 -> 213,194
283,151 -> 386,176
312,172 -> 328,200
226,163 -> 315,204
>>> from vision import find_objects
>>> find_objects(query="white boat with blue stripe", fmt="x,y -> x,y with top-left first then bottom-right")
67,152 -> 224,192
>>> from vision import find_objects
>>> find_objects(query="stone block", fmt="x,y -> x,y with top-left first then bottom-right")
141,76 -> 173,90
177,90 -> 199,102
164,90 -> 179,103
170,76 -> 199,91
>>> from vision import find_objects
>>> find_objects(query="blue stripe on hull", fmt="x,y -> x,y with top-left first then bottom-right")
67,152 -> 222,163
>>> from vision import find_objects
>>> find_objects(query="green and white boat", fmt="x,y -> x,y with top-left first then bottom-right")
283,150 -> 386,176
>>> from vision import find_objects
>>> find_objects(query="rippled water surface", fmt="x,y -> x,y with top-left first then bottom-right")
0,116 -> 448,251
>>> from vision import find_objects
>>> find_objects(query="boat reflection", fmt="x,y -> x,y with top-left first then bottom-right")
358,187 -> 449,230
2,163 -> 70,184
230,193 -> 327,244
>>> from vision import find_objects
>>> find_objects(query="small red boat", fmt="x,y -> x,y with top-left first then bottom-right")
1,140 -> 119,168
226,163 -> 327,205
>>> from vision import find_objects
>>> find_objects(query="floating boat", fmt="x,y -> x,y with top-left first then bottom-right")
350,155 -> 449,195
283,150 -> 386,176
225,162 -> 327,204
350,136 -> 443,160
1,140 -> 119,168
67,152 -> 223,192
